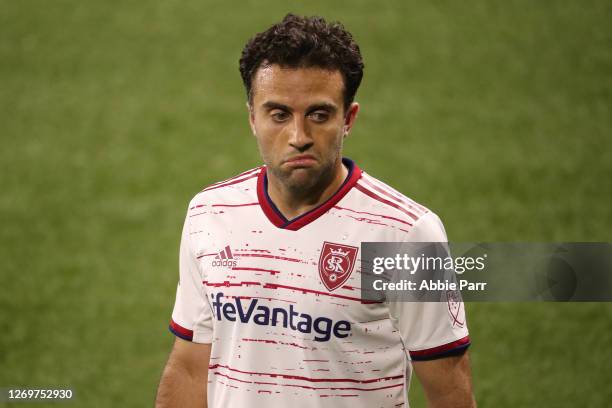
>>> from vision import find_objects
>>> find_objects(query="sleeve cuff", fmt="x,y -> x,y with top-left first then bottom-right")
409,335 -> 471,361
169,319 -> 194,341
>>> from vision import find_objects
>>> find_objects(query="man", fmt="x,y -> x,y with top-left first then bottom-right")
156,14 -> 475,408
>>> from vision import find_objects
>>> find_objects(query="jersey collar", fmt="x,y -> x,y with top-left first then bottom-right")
257,158 -> 362,231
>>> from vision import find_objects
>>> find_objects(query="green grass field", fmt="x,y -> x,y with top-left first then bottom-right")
1,0 -> 611,406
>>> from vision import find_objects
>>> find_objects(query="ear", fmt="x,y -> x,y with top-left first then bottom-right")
343,102 -> 360,137
247,102 -> 257,137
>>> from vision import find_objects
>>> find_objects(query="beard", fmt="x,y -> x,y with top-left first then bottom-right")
268,154 -> 338,197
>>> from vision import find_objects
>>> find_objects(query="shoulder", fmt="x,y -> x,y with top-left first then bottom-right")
352,171 -> 448,240
188,166 -> 262,209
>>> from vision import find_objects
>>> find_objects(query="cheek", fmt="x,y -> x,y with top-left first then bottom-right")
254,127 -> 283,161
323,128 -> 345,153
255,136 -> 272,159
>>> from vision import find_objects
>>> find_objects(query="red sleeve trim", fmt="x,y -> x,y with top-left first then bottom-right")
409,336 -> 470,361
169,319 -> 194,341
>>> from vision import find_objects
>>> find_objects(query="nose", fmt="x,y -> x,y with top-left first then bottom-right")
288,116 -> 313,152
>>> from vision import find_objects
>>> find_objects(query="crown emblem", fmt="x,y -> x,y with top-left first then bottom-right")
329,247 -> 349,257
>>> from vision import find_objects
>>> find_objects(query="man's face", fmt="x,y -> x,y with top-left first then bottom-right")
248,65 -> 358,192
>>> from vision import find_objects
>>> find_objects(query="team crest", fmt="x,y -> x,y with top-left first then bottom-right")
318,242 -> 359,291
446,289 -> 465,328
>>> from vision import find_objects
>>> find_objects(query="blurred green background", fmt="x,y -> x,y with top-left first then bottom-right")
1,0 -> 611,406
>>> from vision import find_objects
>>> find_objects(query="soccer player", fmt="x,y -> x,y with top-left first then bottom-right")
156,14 -> 475,408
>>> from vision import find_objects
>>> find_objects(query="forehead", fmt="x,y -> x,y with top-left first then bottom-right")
251,65 -> 344,108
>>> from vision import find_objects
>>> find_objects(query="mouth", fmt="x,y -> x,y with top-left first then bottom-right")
283,155 -> 317,168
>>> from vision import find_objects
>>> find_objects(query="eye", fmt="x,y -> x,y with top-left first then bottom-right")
270,110 -> 290,122
309,110 -> 329,123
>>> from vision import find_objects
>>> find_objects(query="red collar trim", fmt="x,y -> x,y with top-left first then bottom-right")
257,159 -> 362,231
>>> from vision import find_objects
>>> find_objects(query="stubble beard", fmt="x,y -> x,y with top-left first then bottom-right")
268,155 -> 338,199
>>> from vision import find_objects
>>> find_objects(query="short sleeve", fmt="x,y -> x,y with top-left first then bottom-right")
388,211 -> 470,361
169,207 -> 214,343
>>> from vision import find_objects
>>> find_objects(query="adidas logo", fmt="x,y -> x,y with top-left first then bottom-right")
212,245 -> 237,268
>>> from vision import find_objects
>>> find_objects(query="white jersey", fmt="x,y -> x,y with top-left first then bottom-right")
170,158 -> 469,408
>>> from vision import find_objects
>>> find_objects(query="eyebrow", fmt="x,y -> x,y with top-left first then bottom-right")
261,101 -> 338,114
262,101 -> 291,112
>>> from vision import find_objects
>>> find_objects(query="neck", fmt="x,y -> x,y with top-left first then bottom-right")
267,160 -> 349,220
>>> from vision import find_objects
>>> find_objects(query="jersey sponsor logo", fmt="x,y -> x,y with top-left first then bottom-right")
212,245 -> 237,268
318,242 -> 359,291
210,292 -> 351,342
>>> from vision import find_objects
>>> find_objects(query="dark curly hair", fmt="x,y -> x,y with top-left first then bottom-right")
239,13 -> 364,111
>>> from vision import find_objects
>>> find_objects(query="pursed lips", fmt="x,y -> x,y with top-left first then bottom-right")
283,155 -> 317,167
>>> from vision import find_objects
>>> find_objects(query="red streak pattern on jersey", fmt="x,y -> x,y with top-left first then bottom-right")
169,159 -> 469,408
